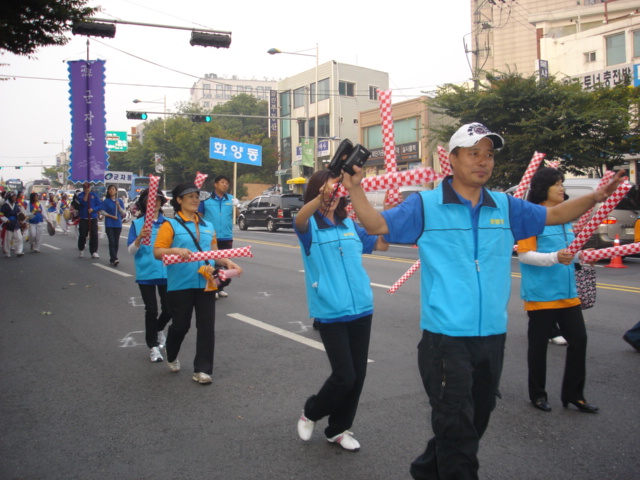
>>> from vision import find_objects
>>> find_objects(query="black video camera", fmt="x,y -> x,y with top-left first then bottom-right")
327,139 -> 371,176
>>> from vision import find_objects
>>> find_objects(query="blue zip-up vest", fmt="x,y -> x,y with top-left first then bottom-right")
202,193 -> 234,240
133,216 -> 168,282
418,182 -> 513,336
299,215 -> 373,320
164,217 -> 215,291
520,223 -> 578,302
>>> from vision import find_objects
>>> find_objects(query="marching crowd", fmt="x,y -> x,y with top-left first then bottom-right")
3,127 -> 640,479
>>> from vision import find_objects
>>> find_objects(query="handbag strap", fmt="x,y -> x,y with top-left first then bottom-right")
175,215 -> 210,266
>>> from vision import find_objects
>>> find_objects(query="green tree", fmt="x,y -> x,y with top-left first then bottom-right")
0,1 -> 98,57
433,72 -> 640,190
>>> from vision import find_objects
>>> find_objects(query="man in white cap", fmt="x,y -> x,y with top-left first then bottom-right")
342,123 -> 625,480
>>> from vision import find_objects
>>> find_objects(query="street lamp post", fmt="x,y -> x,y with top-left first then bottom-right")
43,140 -> 67,185
268,45 -> 319,173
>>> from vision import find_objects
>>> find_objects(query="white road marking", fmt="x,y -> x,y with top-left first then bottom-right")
228,313 -> 374,363
93,263 -> 133,277
42,244 -> 61,251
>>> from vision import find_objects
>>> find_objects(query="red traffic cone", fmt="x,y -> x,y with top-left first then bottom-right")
605,234 -> 628,269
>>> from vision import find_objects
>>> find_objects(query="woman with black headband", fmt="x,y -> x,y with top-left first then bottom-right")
154,183 -> 242,385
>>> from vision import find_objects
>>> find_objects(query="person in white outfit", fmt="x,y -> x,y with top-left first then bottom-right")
27,192 -> 48,253
1,192 -> 25,257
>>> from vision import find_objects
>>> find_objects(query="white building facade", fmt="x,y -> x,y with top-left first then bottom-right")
190,73 -> 278,109
273,61 -> 388,189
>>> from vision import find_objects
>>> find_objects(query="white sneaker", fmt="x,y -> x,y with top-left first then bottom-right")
297,412 -> 315,441
157,331 -> 166,349
192,372 -> 212,384
217,290 -> 228,298
91,252 -> 100,259
167,359 -> 180,372
150,347 -> 163,363
79,250 -> 84,257
549,336 -> 568,346
327,431 -> 360,451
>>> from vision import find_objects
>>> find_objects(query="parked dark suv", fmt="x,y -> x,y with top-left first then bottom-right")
237,193 -> 304,232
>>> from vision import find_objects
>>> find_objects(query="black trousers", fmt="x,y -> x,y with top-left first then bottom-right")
216,239 -> 233,292
138,283 -> 172,349
527,305 -> 587,403
410,330 -> 505,480
77,218 -> 98,254
105,226 -> 121,263
165,289 -> 216,374
304,314 -> 372,439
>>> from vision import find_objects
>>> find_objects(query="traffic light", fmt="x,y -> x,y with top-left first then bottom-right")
191,115 -> 212,123
15,166 -> 22,169
126,111 -> 148,120
72,22 -> 117,38
190,32 -> 231,49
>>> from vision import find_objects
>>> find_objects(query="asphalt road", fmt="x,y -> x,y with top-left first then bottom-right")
1,223 -> 639,479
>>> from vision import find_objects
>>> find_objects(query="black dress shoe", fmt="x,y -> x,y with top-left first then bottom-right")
562,399 -> 599,413
532,398 -> 552,412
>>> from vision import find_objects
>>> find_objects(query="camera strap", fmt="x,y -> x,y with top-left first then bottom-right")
175,215 -> 210,266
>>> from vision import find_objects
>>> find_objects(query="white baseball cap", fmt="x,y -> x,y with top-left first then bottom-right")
449,123 -> 504,153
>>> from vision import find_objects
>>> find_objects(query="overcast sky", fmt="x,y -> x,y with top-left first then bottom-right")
0,0 -> 472,183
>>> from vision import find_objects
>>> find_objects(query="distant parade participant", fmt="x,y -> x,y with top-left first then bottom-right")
46,193 -> 57,229
57,193 -> 70,235
0,191 -> 6,251
1,192 -> 25,257
101,184 -> 127,266
27,192 -> 48,253
76,182 -> 101,258
199,175 -> 240,298
128,188 -> 172,363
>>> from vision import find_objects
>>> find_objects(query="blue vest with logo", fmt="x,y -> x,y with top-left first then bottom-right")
165,217 -> 215,291
520,223 -> 578,302
299,215 -> 373,320
133,216 -> 168,282
418,184 -> 514,336
202,193 -> 235,240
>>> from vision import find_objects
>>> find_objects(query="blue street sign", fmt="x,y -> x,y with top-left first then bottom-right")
209,138 -> 262,166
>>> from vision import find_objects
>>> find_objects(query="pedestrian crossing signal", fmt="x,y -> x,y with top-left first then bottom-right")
191,115 -> 212,122
126,111 -> 148,120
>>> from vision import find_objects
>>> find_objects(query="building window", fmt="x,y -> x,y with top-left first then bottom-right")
280,90 -> 291,116
237,85 -> 245,94
203,84 -> 211,98
309,118 -> 315,138
606,33 -> 626,66
294,87 -> 306,108
339,81 -> 355,97
634,31 -> 640,57
394,117 -> 418,144
584,51 -> 596,63
298,119 -> 306,143
224,84 -> 232,99
216,84 -> 224,99
318,78 -> 330,101
318,114 -> 330,138
245,86 -> 253,96
364,124 -> 383,149
369,86 -> 379,101
204,102 -> 210,108
310,82 -> 316,104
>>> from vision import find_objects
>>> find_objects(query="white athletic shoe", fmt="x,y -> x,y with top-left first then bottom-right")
297,412 -> 315,441
150,347 -> 163,363
167,359 -> 180,372
192,372 -> 212,384
327,431 -> 360,451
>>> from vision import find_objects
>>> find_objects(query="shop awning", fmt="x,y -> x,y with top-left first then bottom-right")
286,177 -> 307,185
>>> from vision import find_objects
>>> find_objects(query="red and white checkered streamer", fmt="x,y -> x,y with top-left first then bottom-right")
378,89 -> 397,173
194,171 -> 208,189
162,245 -> 253,265
581,242 -> 640,263
346,203 -> 358,220
334,168 -> 443,197
141,175 -> 160,246
513,152 -> 546,199
546,160 -> 560,169
437,146 -> 452,176
387,260 -> 421,294
566,182 -> 632,255
573,171 -> 615,234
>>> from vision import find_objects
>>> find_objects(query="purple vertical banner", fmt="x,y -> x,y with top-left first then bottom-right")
68,60 -> 108,183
